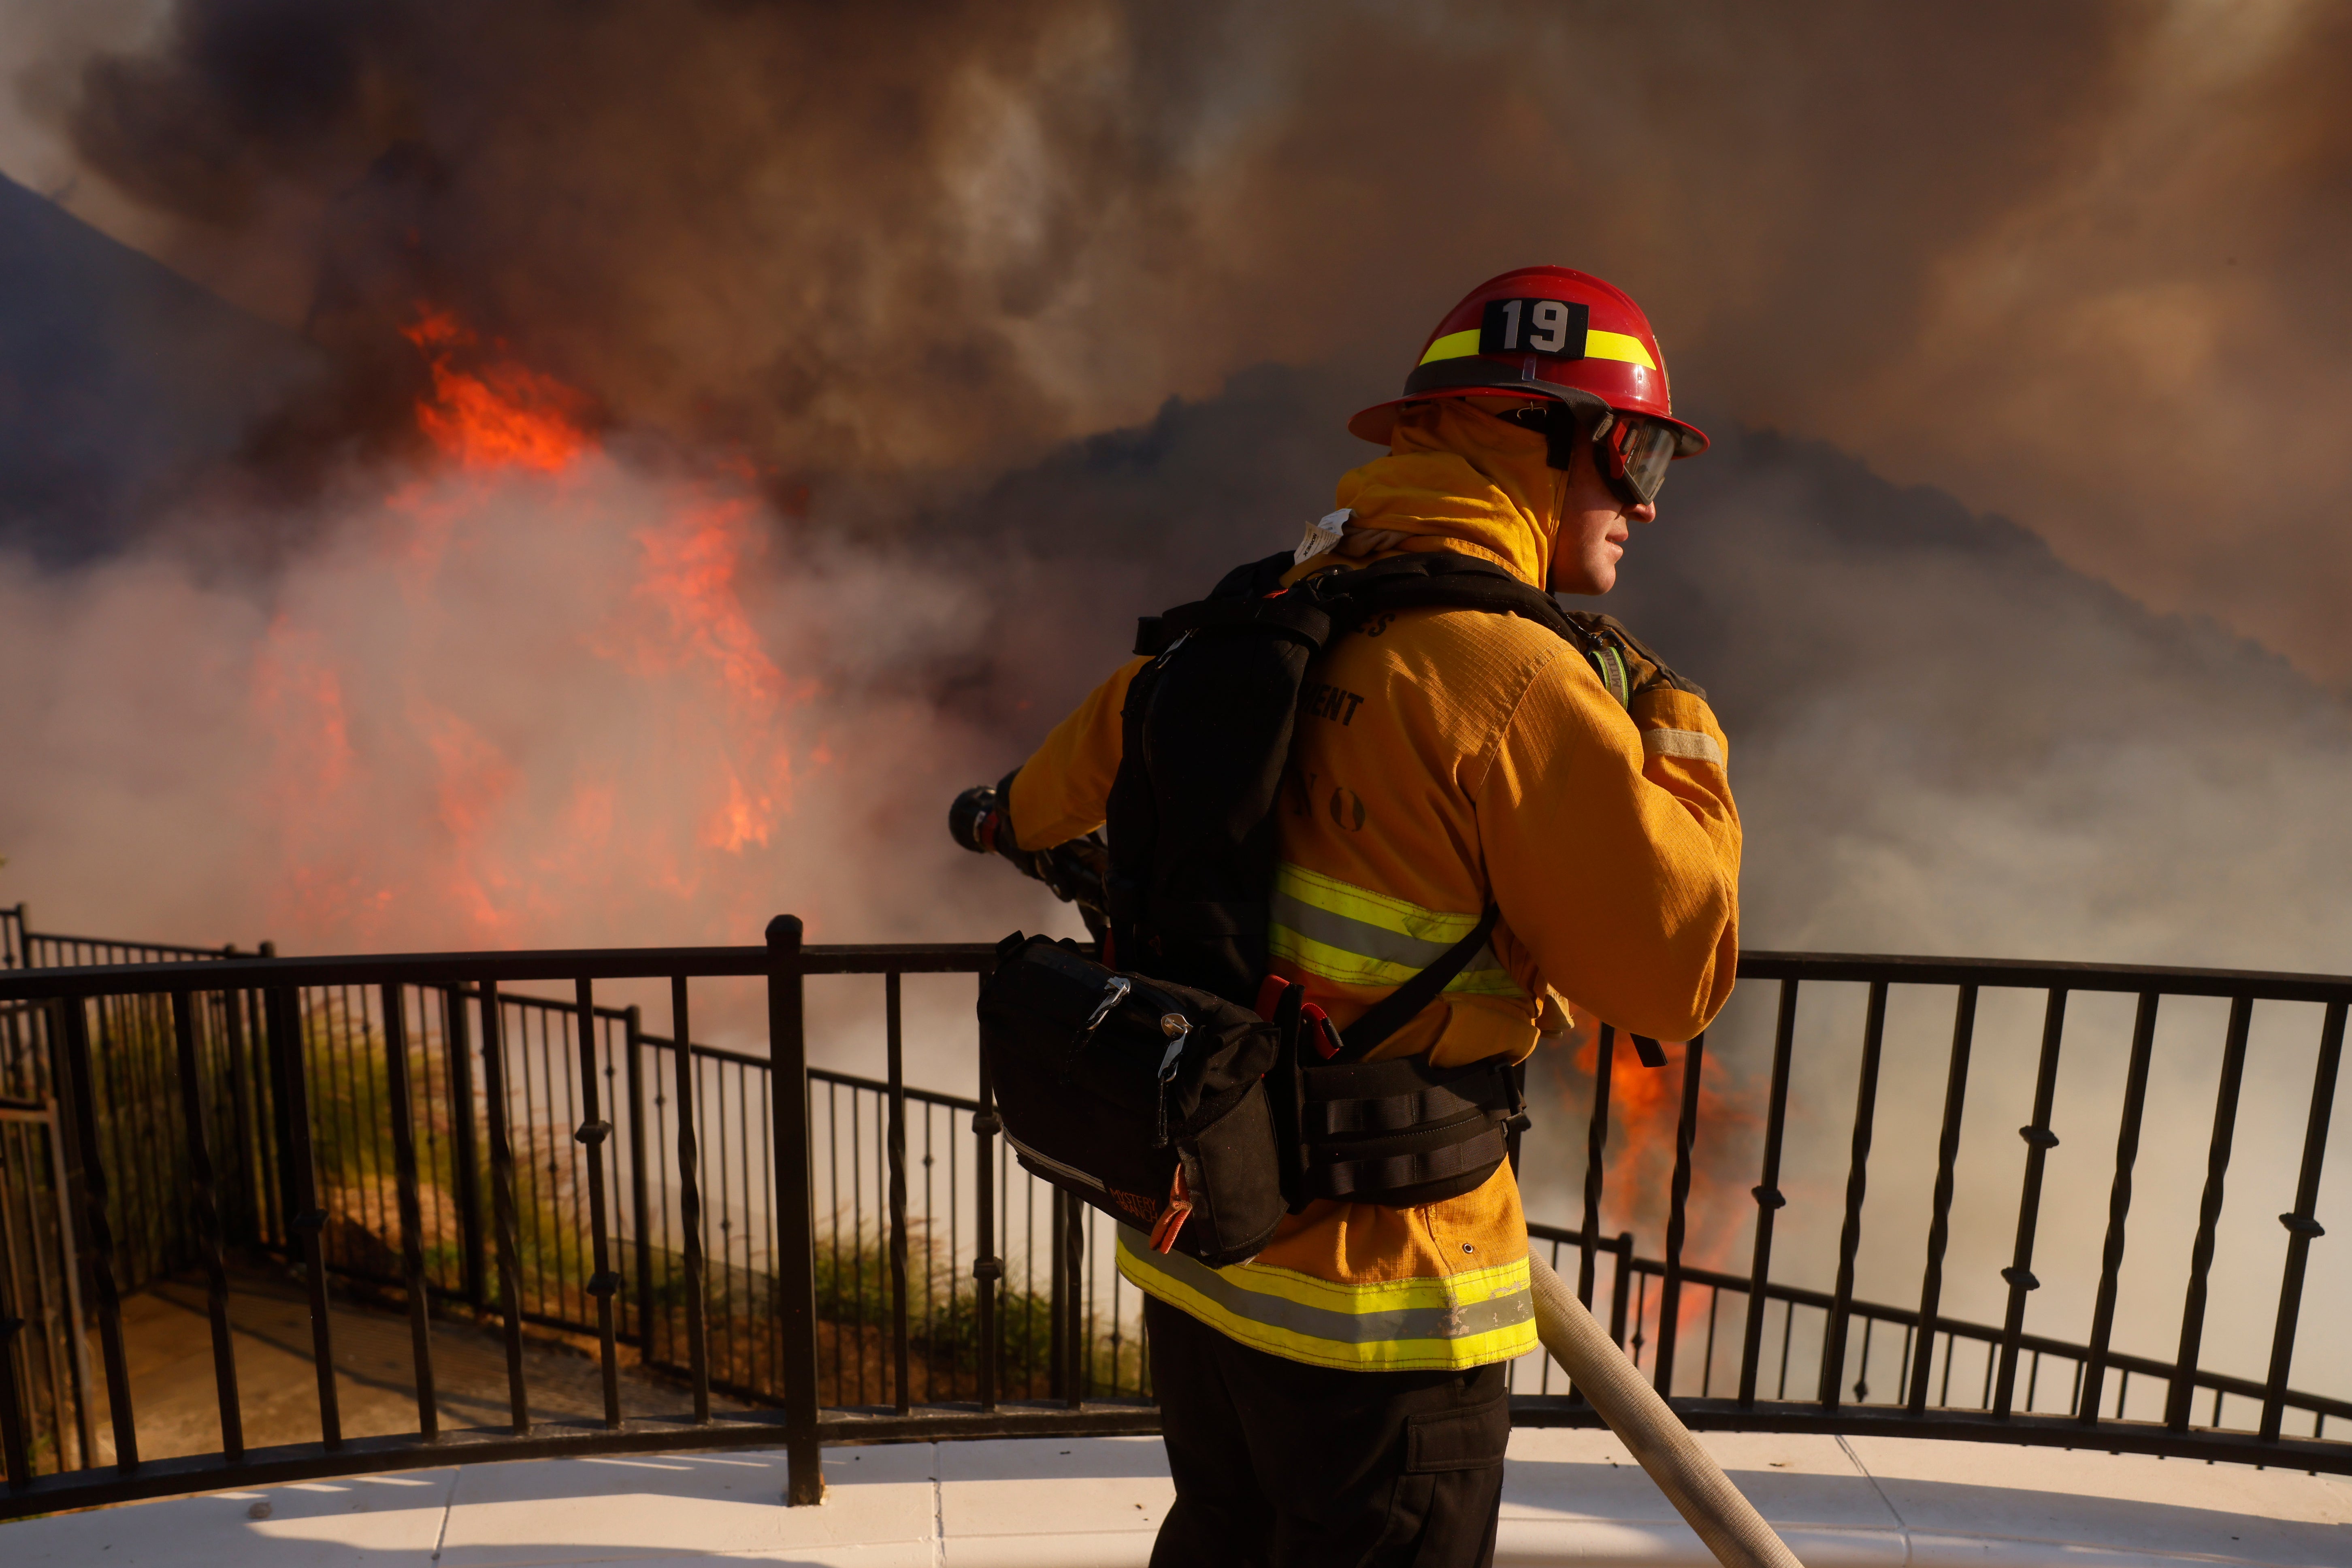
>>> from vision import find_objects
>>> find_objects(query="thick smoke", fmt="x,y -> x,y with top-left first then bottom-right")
10,1 -> 2349,673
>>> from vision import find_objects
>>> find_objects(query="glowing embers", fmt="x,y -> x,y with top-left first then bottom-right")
401,307 -> 595,472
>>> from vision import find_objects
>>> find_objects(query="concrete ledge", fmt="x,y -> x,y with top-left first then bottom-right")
3,1429 -> 2345,1566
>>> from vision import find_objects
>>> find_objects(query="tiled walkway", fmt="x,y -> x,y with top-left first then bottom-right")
6,1430 -> 2347,1566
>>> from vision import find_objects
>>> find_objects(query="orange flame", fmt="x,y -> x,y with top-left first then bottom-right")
400,306 -> 592,472
250,307 -> 810,950
1568,1027 -> 1763,1360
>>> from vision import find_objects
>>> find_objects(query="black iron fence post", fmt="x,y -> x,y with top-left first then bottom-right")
1819,980 -> 1886,1408
1739,983 -> 1798,1405
1994,988 -> 2067,1417
1608,1231 -> 1633,1348
1064,1197 -> 1086,1406
1908,984 -> 1978,1413
267,985 -> 342,1449
766,916 -> 824,1506
0,1166 -> 31,1489
884,972 -> 911,1416
1578,1025 -> 1615,1311
262,948 -> 300,1266
2167,995 -> 2252,1432
2080,990 -> 2157,1423
41,1085 -> 94,1467
475,980 -> 531,1435
973,972 -> 1001,1413
668,976 -> 712,1424
2262,1000 -> 2343,1441
57,998 -> 137,1472
443,986 -> 486,1311
216,974 -> 260,1250
1653,1033 -> 1704,1395
168,989 -> 242,1460
379,984 -> 439,1442
1048,1187 -> 1067,1403
624,1004 -> 654,1356
572,980 -> 624,1429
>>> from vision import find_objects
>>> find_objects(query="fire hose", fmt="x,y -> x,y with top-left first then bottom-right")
1526,1251 -> 1804,1568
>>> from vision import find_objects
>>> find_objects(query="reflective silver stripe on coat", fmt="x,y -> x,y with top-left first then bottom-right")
1117,1227 -> 1534,1345
1268,889 -> 1508,980
1003,1129 -> 1104,1192
1642,727 -> 1724,767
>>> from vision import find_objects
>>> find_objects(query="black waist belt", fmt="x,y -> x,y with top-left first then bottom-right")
1294,1054 -> 1527,1208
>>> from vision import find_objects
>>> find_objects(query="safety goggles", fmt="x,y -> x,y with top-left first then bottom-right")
1498,402 -> 1677,507
1596,413 -> 1678,507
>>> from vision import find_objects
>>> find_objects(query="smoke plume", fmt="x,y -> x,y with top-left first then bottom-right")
11,1 -> 2346,674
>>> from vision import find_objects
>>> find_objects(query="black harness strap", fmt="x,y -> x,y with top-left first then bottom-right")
1328,904 -> 1501,1063
1291,1052 -> 1526,1206
1302,1057 -> 1519,1138
1310,1123 -> 1514,1202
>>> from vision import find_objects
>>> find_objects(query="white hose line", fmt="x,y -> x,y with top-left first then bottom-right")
1525,1251 -> 1806,1568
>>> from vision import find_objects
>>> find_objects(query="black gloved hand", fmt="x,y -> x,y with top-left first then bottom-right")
1562,611 -> 1706,703
950,784 -> 1010,856
950,774 -> 1111,940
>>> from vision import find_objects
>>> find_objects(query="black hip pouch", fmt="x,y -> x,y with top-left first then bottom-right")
977,933 -> 1287,1267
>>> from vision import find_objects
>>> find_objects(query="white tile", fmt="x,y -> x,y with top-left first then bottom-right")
436,1445 -> 938,1568
1498,1428 -> 1682,1524
1496,1516 -> 1691,1566
0,1467 -> 459,1567
575,1547 -> 934,1568
1500,1428 -> 1898,1532
1495,1517 -> 1909,1568
1847,1437 -> 2352,1567
943,1532 -> 1158,1568
937,1436 -> 1172,1542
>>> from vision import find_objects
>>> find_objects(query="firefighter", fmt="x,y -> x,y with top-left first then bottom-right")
990,268 -> 1739,1567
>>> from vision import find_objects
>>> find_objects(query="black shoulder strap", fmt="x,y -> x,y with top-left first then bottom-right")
1136,550 -> 1296,656
1328,904 -> 1500,1063
1137,549 -> 1602,660
1328,552 -> 1578,638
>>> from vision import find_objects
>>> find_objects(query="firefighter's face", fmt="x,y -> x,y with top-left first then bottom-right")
1549,429 -> 1654,597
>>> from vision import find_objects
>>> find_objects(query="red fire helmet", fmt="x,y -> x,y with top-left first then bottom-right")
1348,267 -> 1708,461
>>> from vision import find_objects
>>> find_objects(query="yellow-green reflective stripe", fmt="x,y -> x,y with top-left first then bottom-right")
1116,1227 -> 1538,1371
1269,863 -> 1525,998
1276,862 -> 1478,942
1269,925 -> 1525,997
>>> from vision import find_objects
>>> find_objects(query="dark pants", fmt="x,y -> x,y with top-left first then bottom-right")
1144,1296 -> 1512,1568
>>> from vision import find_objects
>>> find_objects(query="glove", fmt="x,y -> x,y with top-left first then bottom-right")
1561,611 -> 1706,704
949,782 -> 1013,856
950,774 -> 1112,938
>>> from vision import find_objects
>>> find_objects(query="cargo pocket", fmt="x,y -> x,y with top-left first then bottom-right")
1371,1395 -> 1512,1566
1403,1397 -> 1511,1473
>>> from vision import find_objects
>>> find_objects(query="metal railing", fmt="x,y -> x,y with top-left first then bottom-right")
1506,956 -> 2347,1469
0,925 -> 2342,1518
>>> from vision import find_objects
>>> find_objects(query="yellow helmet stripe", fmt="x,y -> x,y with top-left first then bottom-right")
1586,328 -> 1657,369
1415,324 -> 1657,371
1417,327 -> 1484,365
